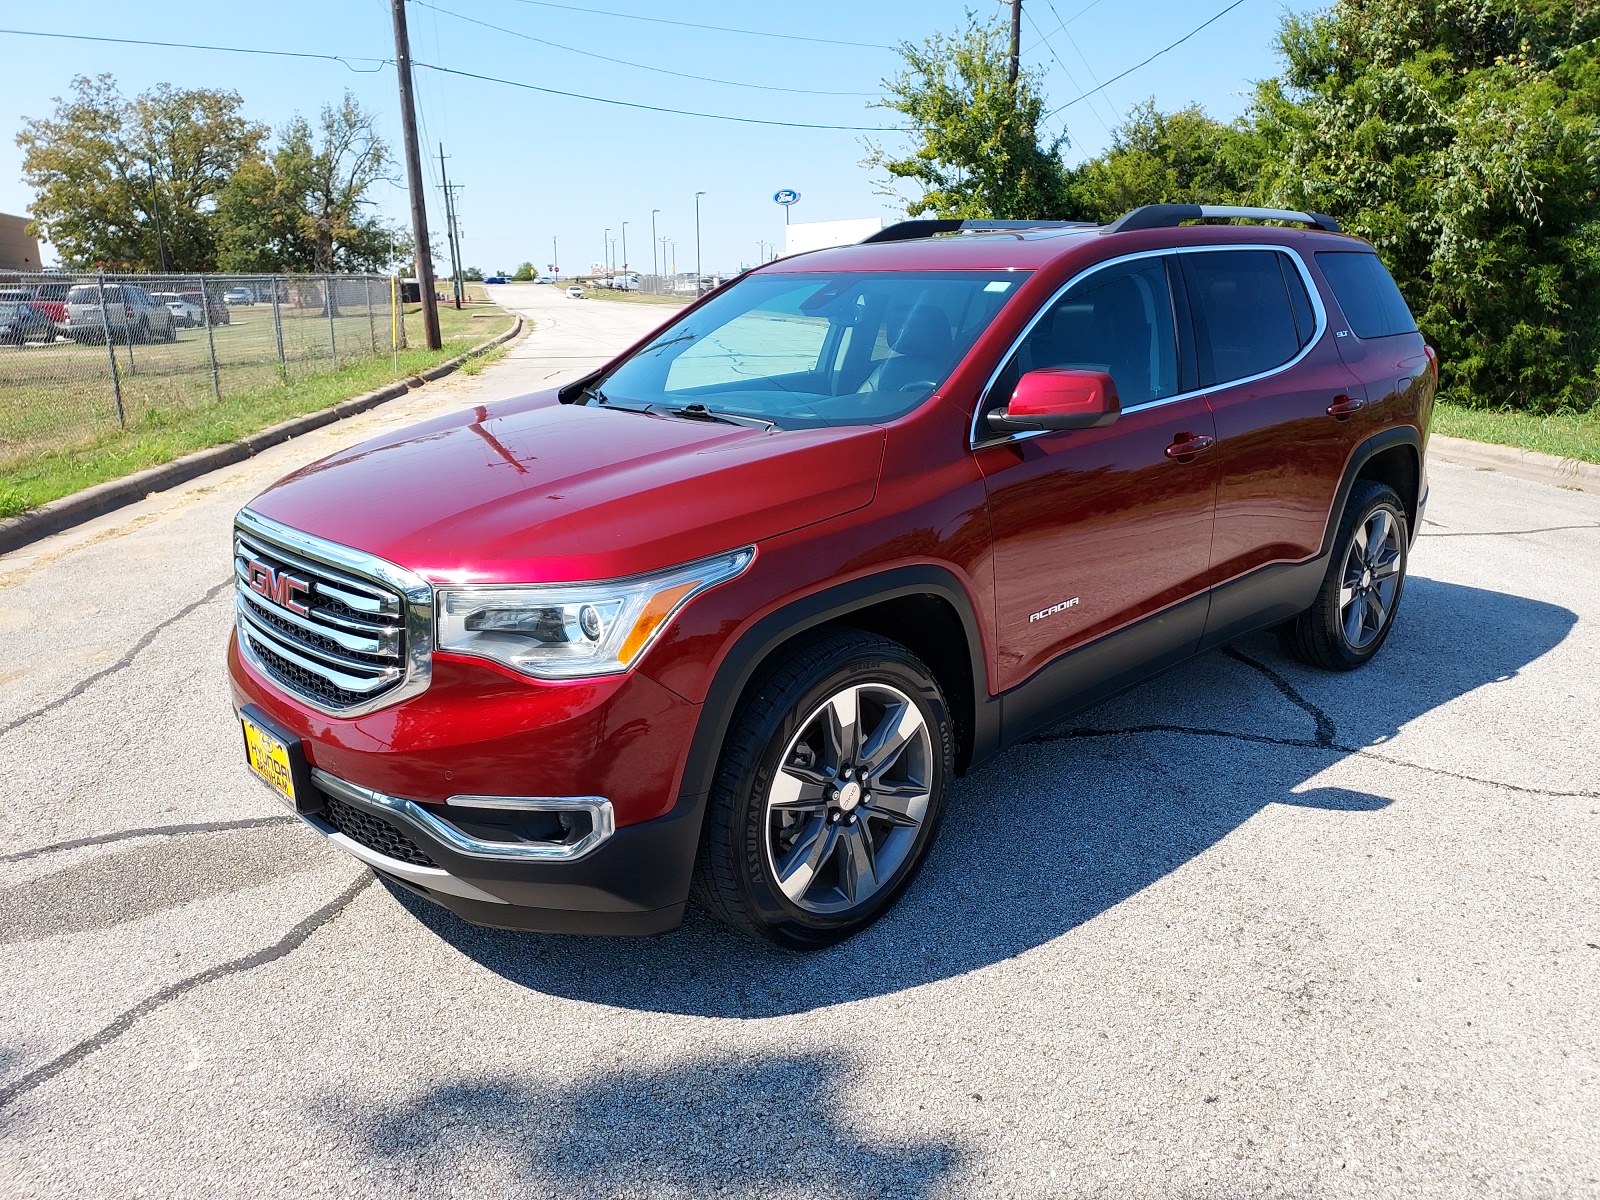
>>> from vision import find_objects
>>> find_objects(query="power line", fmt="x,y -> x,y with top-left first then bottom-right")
0,26 -> 387,70
498,0 -> 894,51
412,0 -> 879,97
1046,0 -> 1249,116
1022,9 -> 1112,137
1039,0 -> 1120,130
1022,0 -> 1109,54
411,61 -> 898,130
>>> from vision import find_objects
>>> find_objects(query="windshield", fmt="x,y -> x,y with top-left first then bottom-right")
588,270 -> 1029,428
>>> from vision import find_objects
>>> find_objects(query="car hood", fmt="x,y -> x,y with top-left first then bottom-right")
246,395 -> 886,584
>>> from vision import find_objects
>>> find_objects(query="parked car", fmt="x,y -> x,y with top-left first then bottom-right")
152,292 -> 203,328
178,290 -> 229,326
223,286 -> 255,306
27,281 -> 71,329
65,283 -> 176,343
229,204 -> 1435,947
565,285 -> 586,299
0,301 -> 57,344
484,275 -> 508,285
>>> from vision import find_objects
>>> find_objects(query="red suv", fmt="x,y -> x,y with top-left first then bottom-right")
229,205 -> 1435,947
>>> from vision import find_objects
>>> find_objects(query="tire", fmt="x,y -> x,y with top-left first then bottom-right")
693,628 -> 954,949
1278,479 -> 1409,670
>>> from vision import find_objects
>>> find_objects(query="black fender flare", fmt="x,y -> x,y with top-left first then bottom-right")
673,564 -> 994,813
1319,425 -> 1423,556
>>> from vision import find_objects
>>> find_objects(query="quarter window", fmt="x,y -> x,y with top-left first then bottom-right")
985,258 -> 1179,423
1315,251 -> 1418,339
1183,250 -> 1306,387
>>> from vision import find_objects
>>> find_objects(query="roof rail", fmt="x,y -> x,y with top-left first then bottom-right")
860,219 -> 1093,244
1101,204 -> 1342,234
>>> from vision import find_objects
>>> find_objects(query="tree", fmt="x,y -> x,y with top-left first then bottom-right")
463,266 -> 484,281
1252,0 -> 1600,412
867,14 -> 1068,219
17,74 -> 266,270
1066,101 -> 1265,223
512,262 -> 536,281
216,93 -> 405,274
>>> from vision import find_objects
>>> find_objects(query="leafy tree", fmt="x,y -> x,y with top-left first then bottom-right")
867,13 -> 1068,219
17,74 -> 266,270
463,266 -> 484,281
216,93 -> 404,274
1252,0 -> 1600,411
512,262 -> 536,281
1066,101 -> 1264,222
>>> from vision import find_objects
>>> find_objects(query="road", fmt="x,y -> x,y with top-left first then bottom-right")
2,282 -> 1597,1198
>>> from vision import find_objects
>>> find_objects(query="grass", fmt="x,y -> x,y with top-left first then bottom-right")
0,300 -> 515,518
567,283 -> 692,307
1433,402 -> 1600,466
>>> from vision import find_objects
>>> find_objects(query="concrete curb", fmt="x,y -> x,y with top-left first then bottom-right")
0,315 -> 524,556
1430,433 -> 1598,494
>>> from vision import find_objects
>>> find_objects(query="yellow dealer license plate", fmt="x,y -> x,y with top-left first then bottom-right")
242,714 -> 296,808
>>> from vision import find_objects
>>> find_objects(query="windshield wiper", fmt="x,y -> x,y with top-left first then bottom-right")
649,403 -> 775,431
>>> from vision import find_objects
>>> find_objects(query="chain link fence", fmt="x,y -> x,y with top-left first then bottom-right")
0,271 -> 407,472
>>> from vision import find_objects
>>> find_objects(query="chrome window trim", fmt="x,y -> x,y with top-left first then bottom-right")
969,244 -> 1328,449
312,769 -> 616,863
234,507 -> 433,717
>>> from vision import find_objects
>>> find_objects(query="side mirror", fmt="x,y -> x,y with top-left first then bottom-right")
986,369 -> 1121,434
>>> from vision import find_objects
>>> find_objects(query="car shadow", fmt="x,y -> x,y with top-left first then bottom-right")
391,577 -> 1575,1018
333,1050 -> 965,1198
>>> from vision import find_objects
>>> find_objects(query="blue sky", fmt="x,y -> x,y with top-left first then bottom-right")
0,0 -> 1315,274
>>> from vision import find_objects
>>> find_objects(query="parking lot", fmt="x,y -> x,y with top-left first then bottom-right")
1,282 -> 1596,1198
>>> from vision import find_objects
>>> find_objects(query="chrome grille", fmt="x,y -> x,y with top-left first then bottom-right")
233,510 -> 433,716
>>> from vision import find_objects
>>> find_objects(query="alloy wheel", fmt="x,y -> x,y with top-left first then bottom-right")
1338,506 -> 1403,649
763,682 -> 934,915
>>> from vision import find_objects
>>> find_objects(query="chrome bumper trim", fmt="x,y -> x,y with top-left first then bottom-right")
312,769 -> 616,863
314,828 -> 509,904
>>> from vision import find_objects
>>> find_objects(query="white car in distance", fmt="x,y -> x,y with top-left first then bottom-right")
565,285 -> 586,299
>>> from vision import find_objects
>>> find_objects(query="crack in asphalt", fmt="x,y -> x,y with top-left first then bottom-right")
1026,645 -> 1600,800
0,815 -> 298,866
1220,645 -> 1339,747
0,873 -> 372,1111
1420,524 -> 1600,538
0,578 -> 233,739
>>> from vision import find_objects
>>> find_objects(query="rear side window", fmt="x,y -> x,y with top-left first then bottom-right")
1315,252 -> 1417,338
1182,250 -> 1304,386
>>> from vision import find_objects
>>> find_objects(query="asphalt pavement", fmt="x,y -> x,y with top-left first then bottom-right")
1,282 -> 1596,1198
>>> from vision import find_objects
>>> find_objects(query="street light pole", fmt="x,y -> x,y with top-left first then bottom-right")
651,209 -> 660,279
603,227 -> 609,277
552,235 -> 558,278
390,0 -> 441,349
694,190 -> 705,294
621,221 -> 629,275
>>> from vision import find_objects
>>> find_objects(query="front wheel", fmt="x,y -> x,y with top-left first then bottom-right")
1278,479 -> 1409,670
694,629 -> 953,948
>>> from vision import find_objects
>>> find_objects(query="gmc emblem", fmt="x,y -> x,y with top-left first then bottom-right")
245,559 -> 313,617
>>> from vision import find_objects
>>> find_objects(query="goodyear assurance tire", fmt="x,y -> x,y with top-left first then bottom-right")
694,629 -> 953,949
1279,479 -> 1409,671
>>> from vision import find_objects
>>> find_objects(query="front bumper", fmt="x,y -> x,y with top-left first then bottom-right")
299,766 -> 703,935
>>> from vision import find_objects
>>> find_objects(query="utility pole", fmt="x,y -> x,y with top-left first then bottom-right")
145,160 -> 170,274
695,190 -> 705,294
552,235 -> 558,278
621,221 -> 628,275
651,209 -> 660,279
1008,0 -> 1022,86
438,144 -> 463,309
604,227 -> 609,277
391,0 -> 440,349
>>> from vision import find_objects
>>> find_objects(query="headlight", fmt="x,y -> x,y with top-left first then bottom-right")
436,547 -> 754,680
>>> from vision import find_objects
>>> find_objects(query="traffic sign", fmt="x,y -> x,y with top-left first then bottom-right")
773,189 -> 800,206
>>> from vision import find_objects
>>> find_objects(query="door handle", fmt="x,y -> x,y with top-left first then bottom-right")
1165,433 -> 1215,460
1327,394 -> 1365,420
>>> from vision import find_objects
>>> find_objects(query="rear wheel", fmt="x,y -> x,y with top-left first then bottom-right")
693,629 -> 953,948
1278,479 -> 1408,670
